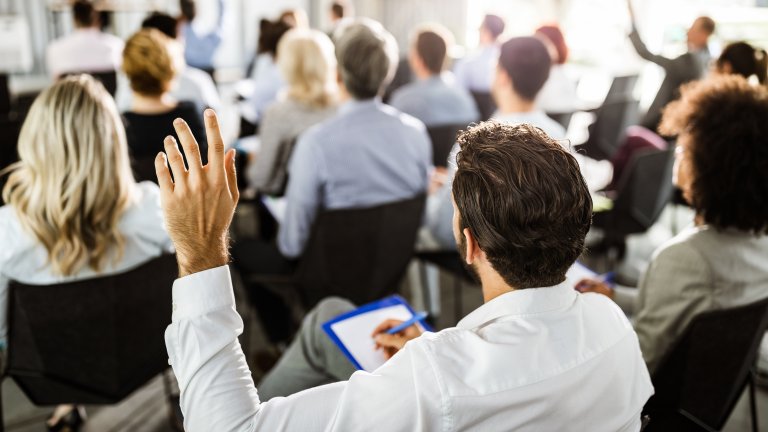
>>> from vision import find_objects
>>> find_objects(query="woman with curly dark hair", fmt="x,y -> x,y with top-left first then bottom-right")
577,75 -> 768,372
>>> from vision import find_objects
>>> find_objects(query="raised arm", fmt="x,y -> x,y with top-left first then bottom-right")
626,0 -> 675,69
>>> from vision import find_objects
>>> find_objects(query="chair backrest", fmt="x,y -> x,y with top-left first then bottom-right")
61,71 -> 118,97
611,148 -> 675,235
584,97 -> 640,160
645,297 -> 768,430
6,254 -> 177,405
264,136 -> 299,197
427,124 -> 465,167
296,195 -> 425,307
470,91 -> 497,121
608,125 -> 669,190
605,74 -> 639,102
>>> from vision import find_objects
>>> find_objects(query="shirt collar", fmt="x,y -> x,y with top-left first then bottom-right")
457,282 -> 578,330
338,97 -> 382,116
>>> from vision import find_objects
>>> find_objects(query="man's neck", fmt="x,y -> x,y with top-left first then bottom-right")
478,267 -> 515,303
496,91 -> 536,114
132,92 -> 177,114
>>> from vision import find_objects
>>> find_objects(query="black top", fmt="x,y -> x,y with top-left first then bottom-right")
123,101 -> 207,183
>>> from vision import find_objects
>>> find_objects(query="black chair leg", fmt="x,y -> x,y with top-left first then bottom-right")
749,369 -> 759,432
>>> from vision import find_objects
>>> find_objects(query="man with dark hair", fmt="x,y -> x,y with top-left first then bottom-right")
455,13 -> 505,92
389,24 -> 478,127
46,0 -> 123,78
157,110 -> 653,430
327,1 -> 353,37
115,12 -> 221,114
179,0 -> 224,78
627,0 -> 715,130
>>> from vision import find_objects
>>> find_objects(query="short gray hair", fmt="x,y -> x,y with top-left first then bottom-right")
334,18 -> 398,99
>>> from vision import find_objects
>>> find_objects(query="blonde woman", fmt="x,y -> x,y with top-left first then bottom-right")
0,75 -> 172,429
247,28 -> 338,194
122,28 -> 206,183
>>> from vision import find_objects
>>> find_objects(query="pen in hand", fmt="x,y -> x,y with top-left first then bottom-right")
384,312 -> 428,334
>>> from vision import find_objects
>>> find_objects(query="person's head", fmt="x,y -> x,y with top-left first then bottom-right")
716,41 -> 767,85
535,24 -> 568,65
179,0 -> 196,22
73,0 -> 98,28
277,29 -> 337,108
280,8 -> 308,29
330,1 -> 351,23
479,14 -> 505,45
142,12 -> 180,39
334,19 -> 398,100
409,24 -> 453,79
659,75 -> 768,234
1,75 -> 135,276
257,18 -> 293,58
686,16 -> 715,50
123,29 -> 181,97
451,122 -> 592,290
493,36 -> 551,103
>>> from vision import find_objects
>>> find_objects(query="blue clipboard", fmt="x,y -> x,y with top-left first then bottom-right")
322,295 -> 432,371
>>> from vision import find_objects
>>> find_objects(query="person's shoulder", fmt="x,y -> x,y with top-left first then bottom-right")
390,81 -> 421,102
0,205 -> 31,265
381,103 -> 427,131
650,226 -> 711,269
99,32 -> 124,47
118,182 -> 163,229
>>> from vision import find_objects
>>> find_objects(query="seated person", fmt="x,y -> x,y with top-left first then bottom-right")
426,36 -> 611,248
232,19 -> 431,344
179,0 -> 224,78
534,24 -> 580,114
241,18 -> 293,125
46,0 -> 123,79
246,28 -> 338,195
121,28 -> 207,183
116,12 -> 222,115
389,24 -> 479,127
0,75 -> 172,430
156,113 -> 653,430
714,41 -> 767,85
577,75 -> 768,373
454,14 -> 505,93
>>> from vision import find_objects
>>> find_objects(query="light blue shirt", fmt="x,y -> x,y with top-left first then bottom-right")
454,45 -> 499,92
278,98 -> 432,258
182,0 -> 224,70
389,73 -> 480,127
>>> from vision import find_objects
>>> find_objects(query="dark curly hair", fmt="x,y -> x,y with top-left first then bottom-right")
659,75 -> 768,233
452,122 -> 592,289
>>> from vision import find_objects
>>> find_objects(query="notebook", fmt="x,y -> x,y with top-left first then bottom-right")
322,295 -> 428,372
565,261 -> 599,288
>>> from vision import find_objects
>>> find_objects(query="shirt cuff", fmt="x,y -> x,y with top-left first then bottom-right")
172,265 -> 235,322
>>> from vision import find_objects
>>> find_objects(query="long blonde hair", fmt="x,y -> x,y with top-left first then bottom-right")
277,28 -> 337,108
1,75 -> 136,276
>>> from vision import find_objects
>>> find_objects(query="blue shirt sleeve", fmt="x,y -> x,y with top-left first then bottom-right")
278,133 -> 324,258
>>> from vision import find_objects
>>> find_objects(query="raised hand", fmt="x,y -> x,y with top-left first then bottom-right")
155,109 -> 239,277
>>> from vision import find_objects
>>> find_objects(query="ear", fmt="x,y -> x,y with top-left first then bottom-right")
462,227 -> 481,265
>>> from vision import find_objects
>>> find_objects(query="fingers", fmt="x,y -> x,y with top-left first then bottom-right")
225,149 -> 239,202
164,136 -> 187,187
371,319 -> 405,337
155,152 -> 173,194
204,109 -> 225,172
173,118 -> 203,173
374,334 -> 407,351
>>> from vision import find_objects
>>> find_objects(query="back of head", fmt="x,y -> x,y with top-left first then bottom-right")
695,16 -> 716,36
331,1 -> 350,20
179,0 -> 196,22
258,18 -> 293,57
717,41 -> 767,85
412,24 -> 453,75
659,75 -> 768,233
2,75 -> 135,276
452,122 -> 592,288
277,28 -> 337,108
280,9 -> 309,29
498,36 -> 552,101
142,12 -> 179,39
536,24 -> 568,65
482,14 -> 505,41
335,18 -> 399,99
123,28 -> 178,96
73,0 -> 97,28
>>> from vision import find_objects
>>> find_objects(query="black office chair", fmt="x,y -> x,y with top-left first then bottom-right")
61,71 -> 118,98
592,148 -> 675,264
414,250 -> 476,324
581,97 -> 640,161
427,124 -> 467,167
0,254 -> 178,430
470,91 -> 497,121
643,297 -> 768,432
605,74 -> 639,103
246,195 -> 426,309
546,112 -> 574,130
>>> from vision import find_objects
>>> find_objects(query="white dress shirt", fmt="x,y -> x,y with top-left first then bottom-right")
0,182 -> 173,345
166,266 -> 653,431
46,28 -> 124,78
